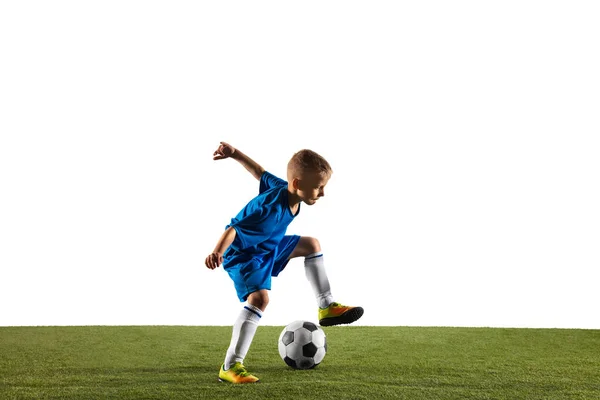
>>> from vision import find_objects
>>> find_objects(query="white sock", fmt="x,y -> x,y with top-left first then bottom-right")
304,252 -> 334,309
224,304 -> 262,370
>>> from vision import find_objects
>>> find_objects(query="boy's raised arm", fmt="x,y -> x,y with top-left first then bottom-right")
213,141 -> 265,181
231,149 -> 265,181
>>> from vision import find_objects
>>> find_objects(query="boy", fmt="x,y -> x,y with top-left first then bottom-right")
206,141 -> 363,383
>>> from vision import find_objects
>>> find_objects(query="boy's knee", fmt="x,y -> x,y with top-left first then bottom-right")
304,236 -> 321,254
248,290 -> 269,311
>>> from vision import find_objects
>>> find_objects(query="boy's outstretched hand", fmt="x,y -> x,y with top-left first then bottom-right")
205,252 -> 223,270
213,142 -> 235,160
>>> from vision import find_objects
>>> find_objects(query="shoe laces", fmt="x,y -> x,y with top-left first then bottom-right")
232,364 -> 250,377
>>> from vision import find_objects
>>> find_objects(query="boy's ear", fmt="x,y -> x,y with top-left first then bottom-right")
292,178 -> 300,190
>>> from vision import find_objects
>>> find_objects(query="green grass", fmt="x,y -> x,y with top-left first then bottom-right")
0,326 -> 599,399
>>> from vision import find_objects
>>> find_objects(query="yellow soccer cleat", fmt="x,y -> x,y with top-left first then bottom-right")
218,362 -> 260,384
318,302 -> 364,326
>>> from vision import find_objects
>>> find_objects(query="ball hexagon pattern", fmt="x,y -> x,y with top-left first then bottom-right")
278,320 -> 327,370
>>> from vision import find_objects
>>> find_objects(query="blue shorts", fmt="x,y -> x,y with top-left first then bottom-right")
224,235 -> 301,302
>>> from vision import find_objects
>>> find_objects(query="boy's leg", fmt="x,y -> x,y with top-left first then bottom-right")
223,302 -> 262,369
288,236 -> 364,326
219,290 -> 268,384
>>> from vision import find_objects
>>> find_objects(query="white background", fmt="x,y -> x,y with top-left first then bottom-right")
1,1 -> 599,329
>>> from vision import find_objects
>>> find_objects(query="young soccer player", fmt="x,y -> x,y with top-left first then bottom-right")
205,141 -> 364,384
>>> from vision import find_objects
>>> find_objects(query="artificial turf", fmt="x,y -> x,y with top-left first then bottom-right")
1,326 -> 598,399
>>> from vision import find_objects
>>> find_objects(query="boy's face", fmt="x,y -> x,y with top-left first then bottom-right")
295,171 -> 330,205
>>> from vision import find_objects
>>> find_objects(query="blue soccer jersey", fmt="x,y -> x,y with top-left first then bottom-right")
223,171 -> 301,301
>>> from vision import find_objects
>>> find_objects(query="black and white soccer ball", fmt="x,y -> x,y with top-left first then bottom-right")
278,320 -> 327,369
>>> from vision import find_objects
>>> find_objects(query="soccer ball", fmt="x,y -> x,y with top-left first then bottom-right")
278,320 -> 327,369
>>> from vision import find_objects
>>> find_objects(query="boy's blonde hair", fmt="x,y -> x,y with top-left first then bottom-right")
287,149 -> 333,180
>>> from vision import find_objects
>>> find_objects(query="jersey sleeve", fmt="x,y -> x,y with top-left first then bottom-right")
228,206 -> 278,250
259,171 -> 287,194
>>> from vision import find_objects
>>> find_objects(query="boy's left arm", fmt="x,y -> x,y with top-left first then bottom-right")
205,226 -> 237,270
